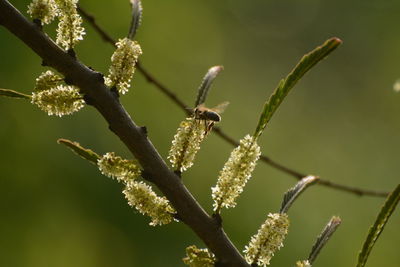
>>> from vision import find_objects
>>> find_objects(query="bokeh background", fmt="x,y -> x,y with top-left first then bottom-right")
1,0 -> 400,266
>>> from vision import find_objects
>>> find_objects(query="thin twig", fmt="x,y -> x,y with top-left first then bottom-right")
78,7 -> 116,46
77,6 -> 389,198
213,128 -> 388,197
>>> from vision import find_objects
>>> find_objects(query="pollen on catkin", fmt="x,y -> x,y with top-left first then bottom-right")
34,70 -> 62,91
123,181 -> 176,226
244,213 -> 289,266
27,0 -> 58,25
97,152 -> 141,183
182,245 -> 215,267
31,85 -> 84,116
55,0 -> 85,50
296,260 -> 311,267
105,38 -> 142,94
211,134 -> 260,212
168,117 -> 206,172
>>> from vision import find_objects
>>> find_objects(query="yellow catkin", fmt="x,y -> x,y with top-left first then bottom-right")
212,134 -> 260,211
296,260 -> 312,267
244,213 -> 289,266
34,70 -> 62,92
182,245 -> 215,267
123,181 -> 176,226
105,38 -> 142,94
55,0 -> 85,50
27,0 -> 58,25
31,85 -> 84,116
97,152 -> 141,183
168,117 -> 206,172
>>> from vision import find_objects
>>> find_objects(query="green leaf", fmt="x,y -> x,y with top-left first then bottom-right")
254,37 -> 342,138
280,175 -> 318,214
356,184 -> 400,267
57,138 -> 100,164
0,88 -> 31,99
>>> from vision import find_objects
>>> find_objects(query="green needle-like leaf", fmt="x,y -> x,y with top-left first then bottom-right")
308,216 -> 342,264
356,184 -> 400,267
194,66 -> 223,107
254,37 -> 342,138
0,88 -> 31,99
57,138 -> 100,164
128,0 -> 143,40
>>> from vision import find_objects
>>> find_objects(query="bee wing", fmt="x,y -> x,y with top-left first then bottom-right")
211,101 -> 229,114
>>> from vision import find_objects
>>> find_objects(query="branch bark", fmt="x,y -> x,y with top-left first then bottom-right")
0,1 -> 249,266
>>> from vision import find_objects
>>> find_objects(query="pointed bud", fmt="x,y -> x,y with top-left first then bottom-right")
105,38 -> 142,94
168,117 -> 206,172
55,0 -> 85,50
27,0 -> 58,25
34,70 -> 62,92
97,152 -> 141,183
31,85 -> 84,116
183,245 -> 215,267
212,134 -> 260,212
244,213 -> 289,266
123,181 -> 176,226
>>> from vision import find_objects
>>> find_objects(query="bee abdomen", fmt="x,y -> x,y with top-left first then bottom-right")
204,111 -> 221,122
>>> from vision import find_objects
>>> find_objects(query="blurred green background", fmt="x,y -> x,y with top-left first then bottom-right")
1,0 -> 399,266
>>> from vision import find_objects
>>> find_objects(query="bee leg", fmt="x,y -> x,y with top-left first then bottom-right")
205,121 -> 214,135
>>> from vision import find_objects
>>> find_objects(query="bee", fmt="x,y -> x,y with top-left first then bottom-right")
193,101 -> 229,135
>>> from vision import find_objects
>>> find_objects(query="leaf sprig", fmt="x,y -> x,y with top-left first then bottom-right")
254,38 -> 342,138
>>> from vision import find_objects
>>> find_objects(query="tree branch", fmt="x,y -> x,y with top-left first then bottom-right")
77,5 -> 389,198
0,1 -> 249,266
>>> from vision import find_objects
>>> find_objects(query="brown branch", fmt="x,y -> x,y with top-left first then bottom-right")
0,1 -> 249,266
77,6 -> 389,198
